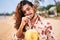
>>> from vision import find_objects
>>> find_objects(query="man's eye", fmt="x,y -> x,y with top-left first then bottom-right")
27,8 -> 30,11
23,11 -> 26,14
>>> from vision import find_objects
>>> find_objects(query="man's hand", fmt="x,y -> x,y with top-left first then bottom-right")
16,16 -> 30,38
21,17 -> 28,26
20,16 -> 30,29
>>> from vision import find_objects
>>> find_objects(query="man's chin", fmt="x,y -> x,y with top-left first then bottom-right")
30,16 -> 33,19
26,15 -> 34,20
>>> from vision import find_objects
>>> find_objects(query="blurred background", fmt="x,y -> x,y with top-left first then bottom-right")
0,0 -> 60,40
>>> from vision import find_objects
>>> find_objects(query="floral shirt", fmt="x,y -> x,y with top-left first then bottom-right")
14,15 -> 55,40
25,15 -> 55,40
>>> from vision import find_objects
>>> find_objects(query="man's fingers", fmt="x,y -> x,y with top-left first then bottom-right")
26,16 -> 30,19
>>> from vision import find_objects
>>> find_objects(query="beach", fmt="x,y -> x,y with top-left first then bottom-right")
0,15 -> 60,40
0,16 -> 17,40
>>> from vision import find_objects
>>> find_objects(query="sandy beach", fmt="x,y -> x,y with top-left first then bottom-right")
0,16 -> 17,40
0,15 -> 60,40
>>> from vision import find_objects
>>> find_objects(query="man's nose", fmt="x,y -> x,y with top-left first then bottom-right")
26,11 -> 30,14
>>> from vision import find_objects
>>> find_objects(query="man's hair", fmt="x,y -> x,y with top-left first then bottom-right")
20,0 -> 33,7
14,0 -> 34,30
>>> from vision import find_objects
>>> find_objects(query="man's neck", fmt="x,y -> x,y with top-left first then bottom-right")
31,14 -> 37,25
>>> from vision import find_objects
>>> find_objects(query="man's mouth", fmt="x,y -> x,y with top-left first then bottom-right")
26,13 -> 32,16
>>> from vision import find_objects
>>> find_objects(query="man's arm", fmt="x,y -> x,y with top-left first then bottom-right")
16,17 -> 29,38
45,25 -> 55,40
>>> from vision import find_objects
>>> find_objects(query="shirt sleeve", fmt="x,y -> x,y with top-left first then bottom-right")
45,22 -> 55,40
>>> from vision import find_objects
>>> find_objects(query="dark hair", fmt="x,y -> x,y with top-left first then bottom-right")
20,0 -> 33,7
14,0 -> 34,30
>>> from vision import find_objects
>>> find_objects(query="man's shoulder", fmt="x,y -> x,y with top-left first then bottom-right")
37,15 -> 45,21
37,15 -> 50,24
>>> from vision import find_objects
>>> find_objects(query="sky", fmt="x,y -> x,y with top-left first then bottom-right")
0,0 -> 60,13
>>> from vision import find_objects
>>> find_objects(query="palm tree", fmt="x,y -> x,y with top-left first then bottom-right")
34,0 -> 39,8
23,0 -> 27,1
54,0 -> 57,5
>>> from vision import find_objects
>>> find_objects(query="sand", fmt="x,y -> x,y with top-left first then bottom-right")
0,15 -> 60,40
0,16 -> 17,40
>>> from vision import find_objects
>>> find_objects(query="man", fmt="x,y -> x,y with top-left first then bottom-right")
14,0 -> 55,40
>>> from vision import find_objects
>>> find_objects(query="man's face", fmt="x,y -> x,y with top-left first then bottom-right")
22,4 -> 35,19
